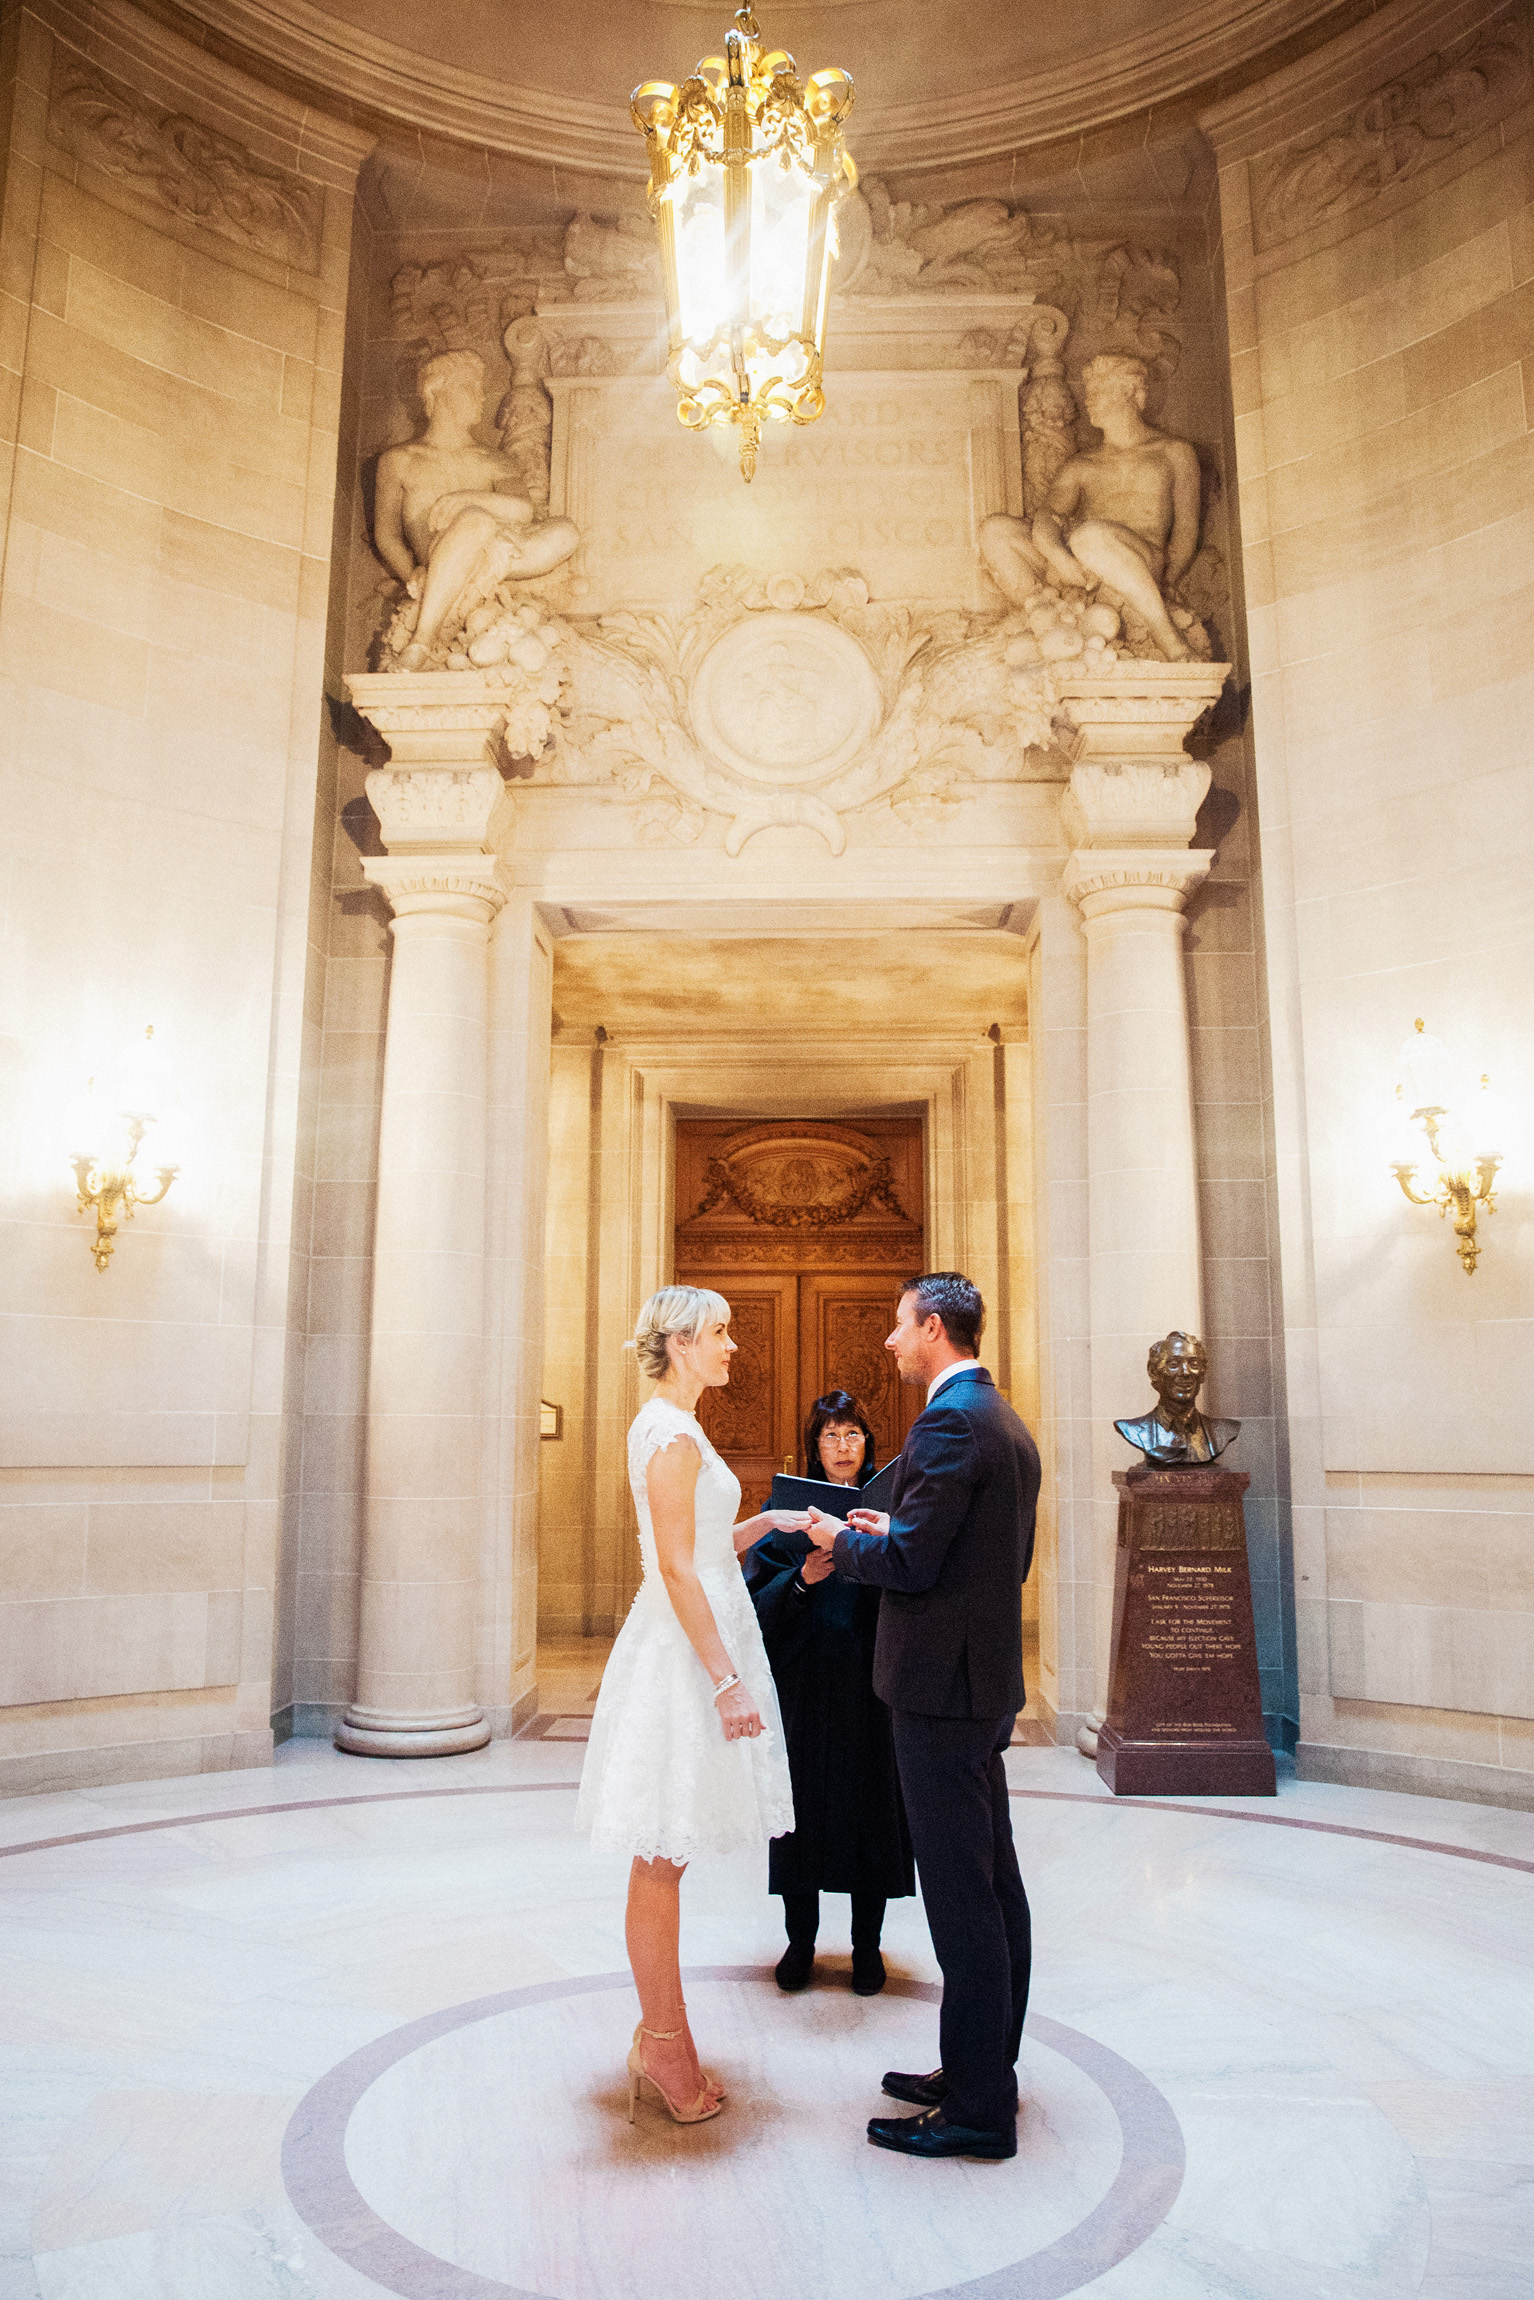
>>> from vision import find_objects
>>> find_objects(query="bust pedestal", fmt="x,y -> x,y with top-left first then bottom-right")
1097,1466 -> 1276,1797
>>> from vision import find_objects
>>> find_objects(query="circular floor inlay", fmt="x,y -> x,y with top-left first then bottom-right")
281,1967 -> 1183,2300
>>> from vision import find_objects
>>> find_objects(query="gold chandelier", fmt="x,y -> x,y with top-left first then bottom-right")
632,7 -> 855,482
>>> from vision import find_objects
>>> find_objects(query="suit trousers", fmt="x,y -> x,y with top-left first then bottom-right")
891,1709 -> 1032,2131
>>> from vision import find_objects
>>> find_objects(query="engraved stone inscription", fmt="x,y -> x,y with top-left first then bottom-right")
1098,1467 -> 1276,1797
551,373 -> 1017,611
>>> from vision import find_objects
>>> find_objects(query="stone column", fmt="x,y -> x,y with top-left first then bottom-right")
335,680 -> 512,1756
1056,662 -> 1228,1736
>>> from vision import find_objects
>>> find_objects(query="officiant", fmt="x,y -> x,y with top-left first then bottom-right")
744,1390 -> 914,1995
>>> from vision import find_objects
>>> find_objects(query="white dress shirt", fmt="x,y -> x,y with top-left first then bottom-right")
927,1358 -> 984,1404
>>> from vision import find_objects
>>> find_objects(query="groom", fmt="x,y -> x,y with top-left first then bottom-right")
806,1271 -> 1040,2161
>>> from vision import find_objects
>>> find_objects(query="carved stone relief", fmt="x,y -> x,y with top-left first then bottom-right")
1256,13 -> 1531,247
689,1137 -> 914,1230
49,56 -> 321,270
833,179 -> 1072,300
557,563 -> 1076,853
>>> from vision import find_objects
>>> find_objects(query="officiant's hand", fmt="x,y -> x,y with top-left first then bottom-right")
847,1508 -> 890,1537
798,1545 -> 836,1586
805,1507 -> 846,1552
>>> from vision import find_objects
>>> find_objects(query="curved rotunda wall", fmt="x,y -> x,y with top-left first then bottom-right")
1203,0 -> 1534,1805
0,0 -> 370,1792
0,0 -> 1526,1804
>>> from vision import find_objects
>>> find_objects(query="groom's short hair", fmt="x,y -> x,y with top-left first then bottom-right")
903,1271 -> 983,1356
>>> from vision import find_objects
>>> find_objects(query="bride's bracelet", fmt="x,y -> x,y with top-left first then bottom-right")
711,1672 -> 741,1701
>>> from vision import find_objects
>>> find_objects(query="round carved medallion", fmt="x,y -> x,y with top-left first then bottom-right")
690,613 -> 881,787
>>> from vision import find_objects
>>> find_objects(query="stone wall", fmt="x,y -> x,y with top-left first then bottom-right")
1204,0 -> 1534,1804
0,0 -> 368,1792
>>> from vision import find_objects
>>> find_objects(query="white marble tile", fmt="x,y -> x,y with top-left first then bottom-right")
0,1738 -> 1530,2300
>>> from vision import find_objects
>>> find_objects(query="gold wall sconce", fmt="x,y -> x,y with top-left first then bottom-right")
1391,1019 -> 1503,1274
69,1026 -> 179,1272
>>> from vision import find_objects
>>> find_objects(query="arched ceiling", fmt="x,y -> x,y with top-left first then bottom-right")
169,0 -> 1367,178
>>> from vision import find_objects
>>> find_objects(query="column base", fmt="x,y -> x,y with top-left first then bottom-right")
334,1703 -> 491,1758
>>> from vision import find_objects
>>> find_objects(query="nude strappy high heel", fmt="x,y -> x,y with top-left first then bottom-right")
626,2020 -> 724,2125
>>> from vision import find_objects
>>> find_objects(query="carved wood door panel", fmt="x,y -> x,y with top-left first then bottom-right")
675,1117 -> 925,1511
799,1271 -> 923,1474
689,1274 -> 799,1523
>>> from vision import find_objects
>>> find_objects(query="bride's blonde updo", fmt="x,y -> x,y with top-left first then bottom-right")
628,1285 -> 731,1381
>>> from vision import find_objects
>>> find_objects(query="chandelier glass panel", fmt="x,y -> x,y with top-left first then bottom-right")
632,7 -> 855,481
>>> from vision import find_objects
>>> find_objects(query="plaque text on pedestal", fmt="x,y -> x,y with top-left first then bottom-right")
1097,1466 -> 1276,1797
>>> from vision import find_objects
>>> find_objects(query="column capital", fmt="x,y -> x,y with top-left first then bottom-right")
1063,847 -> 1214,923
363,764 -> 510,858
1061,760 -> 1213,850
361,853 -> 507,925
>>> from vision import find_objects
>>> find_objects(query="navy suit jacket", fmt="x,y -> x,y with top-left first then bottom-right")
831,1365 -> 1041,1718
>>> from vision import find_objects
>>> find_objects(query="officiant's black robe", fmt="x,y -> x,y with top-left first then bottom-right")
744,1529 -> 914,1900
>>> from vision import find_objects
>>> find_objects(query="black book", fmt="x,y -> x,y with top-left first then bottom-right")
767,1458 -> 899,1520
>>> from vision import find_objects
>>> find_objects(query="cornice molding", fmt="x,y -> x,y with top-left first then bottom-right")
156,0 -> 1365,182
1198,0 -> 1515,161
27,0 -> 375,185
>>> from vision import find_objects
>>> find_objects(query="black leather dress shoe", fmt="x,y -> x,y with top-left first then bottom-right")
867,2107 -> 1016,2161
881,2066 -> 949,2107
850,1946 -> 886,1996
775,1940 -> 815,1991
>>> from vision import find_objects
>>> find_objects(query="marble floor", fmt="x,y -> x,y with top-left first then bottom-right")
1,1729 -> 1531,2300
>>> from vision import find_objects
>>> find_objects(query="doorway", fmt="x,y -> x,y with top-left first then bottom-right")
674,1118 -> 926,1513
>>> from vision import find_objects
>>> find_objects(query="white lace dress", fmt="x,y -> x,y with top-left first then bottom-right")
576,1397 -> 795,1862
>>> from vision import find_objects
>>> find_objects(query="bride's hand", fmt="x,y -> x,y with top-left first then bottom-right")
716,1684 -> 764,1742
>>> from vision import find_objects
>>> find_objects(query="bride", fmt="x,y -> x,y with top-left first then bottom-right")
577,1286 -> 804,2125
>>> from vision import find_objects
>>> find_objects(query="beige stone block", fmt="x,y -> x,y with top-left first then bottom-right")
39,175 -> 186,305
159,508 -> 300,613
10,442 -> 159,560
1402,277 -> 1534,411
31,237 -> 69,320
1508,185 -> 1534,287
1201,1255 -> 1271,1343
179,240 -> 317,360
1267,365 -> 1525,537
0,1502 -> 87,1598
294,1567 -> 359,1662
25,308 -> 313,487
83,1498 -> 244,1595
1253,211 -> 1396,340
1260,353 -> 1406,473
310,1177 -> 374,1261
1281,222 -> 1513,399
205,1588 -> 243,1682
0,588 -> 148,712
0,1590 -> 212,1704
1392,139 -> 1533,276
1329,1692 -> 1502,1764
16,373 -> 54,454
64,258 -> 284,410
298,1411 -> 364,1496
281,354 -> 315,423
0,285 -> 30,374
1326,1506 -> 1488,1610
1414,396 -> 1534,545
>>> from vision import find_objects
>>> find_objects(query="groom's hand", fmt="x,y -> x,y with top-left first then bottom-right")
846,1509 -> 890,1537
805,1506 -> 846,1552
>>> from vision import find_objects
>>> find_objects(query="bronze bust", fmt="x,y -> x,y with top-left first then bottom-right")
1115,1332 -> 1239,1467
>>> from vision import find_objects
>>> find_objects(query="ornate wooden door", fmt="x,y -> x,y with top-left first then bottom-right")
688,1274 -> 798,1521
674,1119 -> 924,1509
799,1271 -> 922,1475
